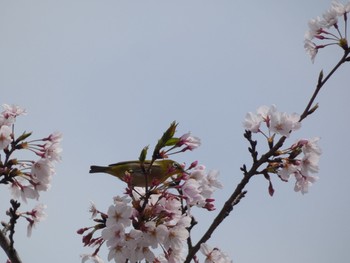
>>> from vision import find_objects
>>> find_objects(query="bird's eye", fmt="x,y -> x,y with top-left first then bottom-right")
172,162 -> 180,169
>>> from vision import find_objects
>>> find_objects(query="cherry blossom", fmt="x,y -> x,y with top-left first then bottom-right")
200,243 -> 232,263
242,112 -> 262,133
0,103 -> 62,244
105,202 -> 132,227
294,172 -> 319,194
2,104 -> 27,118
243,105 -> 301,137
301,137 -> 322,156
31,158 -> 54,191
304,0 -> 350,61
177,132 -> 201,151
10,181 -> 39,203
25,203 -> 47,237
43,141 -> 62,162
0,125 -> 12,150
81,254 -> 104,263
269,111 -> 301,137
304,38 -> 319,63
332,0 -> 350,15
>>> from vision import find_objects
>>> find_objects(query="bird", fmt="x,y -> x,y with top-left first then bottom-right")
89,159 -> 184,187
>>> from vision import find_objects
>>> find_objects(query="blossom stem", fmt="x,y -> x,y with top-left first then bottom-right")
345,14 -> 348,40
335,25 -> 343,39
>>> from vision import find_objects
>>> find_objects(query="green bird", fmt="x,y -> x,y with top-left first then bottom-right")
89,159 -> 184,187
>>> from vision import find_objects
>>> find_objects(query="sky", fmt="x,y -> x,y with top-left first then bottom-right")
0,0 -> 350,262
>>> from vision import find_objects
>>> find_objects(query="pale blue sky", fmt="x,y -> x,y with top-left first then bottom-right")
1,1 -> 349,262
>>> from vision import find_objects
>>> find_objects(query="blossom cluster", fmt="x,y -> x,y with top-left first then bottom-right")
243,105 -> 301,138
0,104 -> 26,149
304,0 -> 350,62
79,126 -> 229,263
243,105 -> 321,194
0,104 -> 62,236
80,162 -> 225,263
181,165 -> 222,210
0,104 -> 62,202
102,196 -> 190,262
273,137 -> 321,194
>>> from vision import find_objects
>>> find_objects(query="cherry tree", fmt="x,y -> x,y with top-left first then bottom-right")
1,1 -> 350,263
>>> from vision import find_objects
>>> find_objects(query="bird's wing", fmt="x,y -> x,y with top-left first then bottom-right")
108,160 -> 154,167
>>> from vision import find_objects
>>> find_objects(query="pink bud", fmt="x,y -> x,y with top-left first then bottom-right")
204,202 -> 216,211
82,232 -> 93,246
77,227 -> 88,235
189,161 -> 198,170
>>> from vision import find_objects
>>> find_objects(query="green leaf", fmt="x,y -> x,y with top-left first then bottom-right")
161,121 -> 177,143
15,131 -> 32,144
153,121 -> 178,159
165,137 -> 180,146
139,146 -> 149,163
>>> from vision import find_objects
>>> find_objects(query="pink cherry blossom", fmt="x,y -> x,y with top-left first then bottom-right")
102,224 -> 126,247
207,170 -> 223,189
301,137 -> 322,156
294,172 -> 318,194
105,203 -> 132,227
0,125 -> 12,150
163,225 -> 189,251
332,0 -> 350,15
44,131 -> 63,143
243,112 -> 262,133
2,104 -> 27,118
269,111 -> 301,137
257,105 -> 273,122
31,158 -> 54,191
106,244 -> 127,262
304,1 -> 350,60
304,39 -> 319,63
300,152 -> 320,174
89,201 -> 98,219
10,181 -> 39,203
200,243 -> 232,263
277,160 -> 299,181
26,203 -> 47,237
43,142 -> 62,162
81,254 -> 104,263
177,132 -> 201,150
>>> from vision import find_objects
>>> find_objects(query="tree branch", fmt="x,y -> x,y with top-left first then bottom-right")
184,136 -> 286,263
184,48 -> 350,263
0,231 -> 22,263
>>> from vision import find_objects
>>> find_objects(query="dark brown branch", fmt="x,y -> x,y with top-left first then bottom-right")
0,200 -> 22,263
8,200 -> 20,247
0,231 -> 22,263
184,137 -> 286,262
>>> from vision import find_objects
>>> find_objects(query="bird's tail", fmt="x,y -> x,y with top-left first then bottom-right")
89,165 -> 108,174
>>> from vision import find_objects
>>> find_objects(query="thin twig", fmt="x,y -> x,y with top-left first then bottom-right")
300,49 -> 350,122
